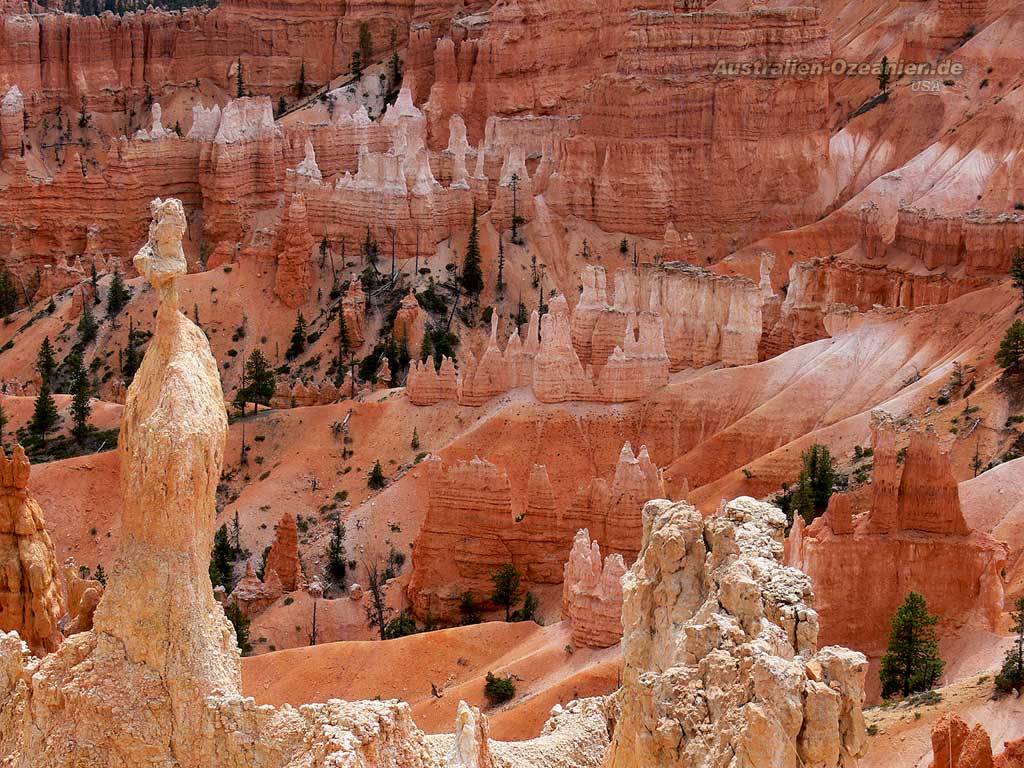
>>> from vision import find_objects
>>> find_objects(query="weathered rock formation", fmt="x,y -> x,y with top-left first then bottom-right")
264,511 -> 306,593
408,442 -> 662,619
562,530 -> 625,649
0,445 -> 64,656
789,418 -> 1008,656
408,263 -> 760,407
273,192 -> 315,308
928,712 -> 1024,768
227,561 -> 283,619
606,496 -> 869,768
340,279 -> 367,349
0,198 -> 613,767
61,559 -> 103,637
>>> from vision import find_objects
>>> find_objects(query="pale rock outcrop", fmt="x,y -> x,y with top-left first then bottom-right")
274,192 -> 315,308
0,445 -> 64,656
294,138 -> 323,181
446,701 -> 496,768
134,103 -> 173,142
61,559 -> 103,637
0,85 -> 24,160
264,512 -> 306,593
561,530 -> 626,649
606,497 -> 868,768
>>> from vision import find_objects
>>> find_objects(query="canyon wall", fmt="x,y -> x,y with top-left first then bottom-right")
407,441 -> 663,619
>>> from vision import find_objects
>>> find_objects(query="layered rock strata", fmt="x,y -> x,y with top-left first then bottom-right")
0,445 -> 64,656
263,511 -> 306,593
789,417 -> 1007,656
561,530 -> 625,649
605,496 -> 869,768
408,442 -> 663,619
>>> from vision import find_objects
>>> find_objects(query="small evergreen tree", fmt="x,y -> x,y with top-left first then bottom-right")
243,349 -> 276,413
996,320 -> 1024,374
350,50 -> 363,79
383,611 -> 418,639
459,591 -> 482,625
368,459 -> 386,490
225,602 -> 252,655
0,401 -> 7,444
358,22 -> 373,66
107,269 -> 130,316
879,592 -> 945,699
209,523 -> 234,589
991,598 -> 1024,696
512,591 -> 539,623
236,57 -> 245,98
0,268 -> 18,317
93,564 -> 107,585
995,596 -> 1024,694
77,302 -> 98,345
230,510 -> 243,555
496,238 -> 505,297
483,672 -> 515,706
491,563 -> 521,622
36,337 -> 57,384
286,312 -> 308,359
878,55 -> 892,92
297,60 -> 307,98
29,379 -> 59,442
461,204 -> 484,297
619,238 -> 629,256
411,427 -> 420,450
1011,246 -> 1024,304
793,443 -> 839,525
121,317 -> 143,385
70,354 -> 92,444
277,95 -> 287,117
326,518 -> 347,583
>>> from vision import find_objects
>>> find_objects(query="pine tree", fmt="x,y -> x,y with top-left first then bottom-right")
879,592 -> 945,699
77,302 -> 98,345
1012,246 -> 1024,304
230,510 -> 242,555
107,269 -> 130,316
225,602 -> 252,655
297,60 -> 307,98
496,238 -> 505,297
29,378 -> 59,442
878,55 -> 892,92
368,459 -> 386,490
793,443 -> 838,525
122,316 -> 143,385
326,518 -> 347,583
0,401 -> 7,444
491,563 -> 521,622
36,337 -> 56,385
243,349 -> 276,413
461,204 -> 484,297
236,57 -> 245,98
358,22 -> 373,66
0,268 -> 18,317
996,597 -> 1024,693
209,523 -> 234,589
94,564 -> 107,585
286,312 -> 308,359
70,354 -> 92,444
90,264 -> 100,304
996,320 -> 1024,373
350,50 -> 363,80
411,427 -> 420,450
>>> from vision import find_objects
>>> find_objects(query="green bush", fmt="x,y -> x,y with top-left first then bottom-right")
484,672 -> 515,706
